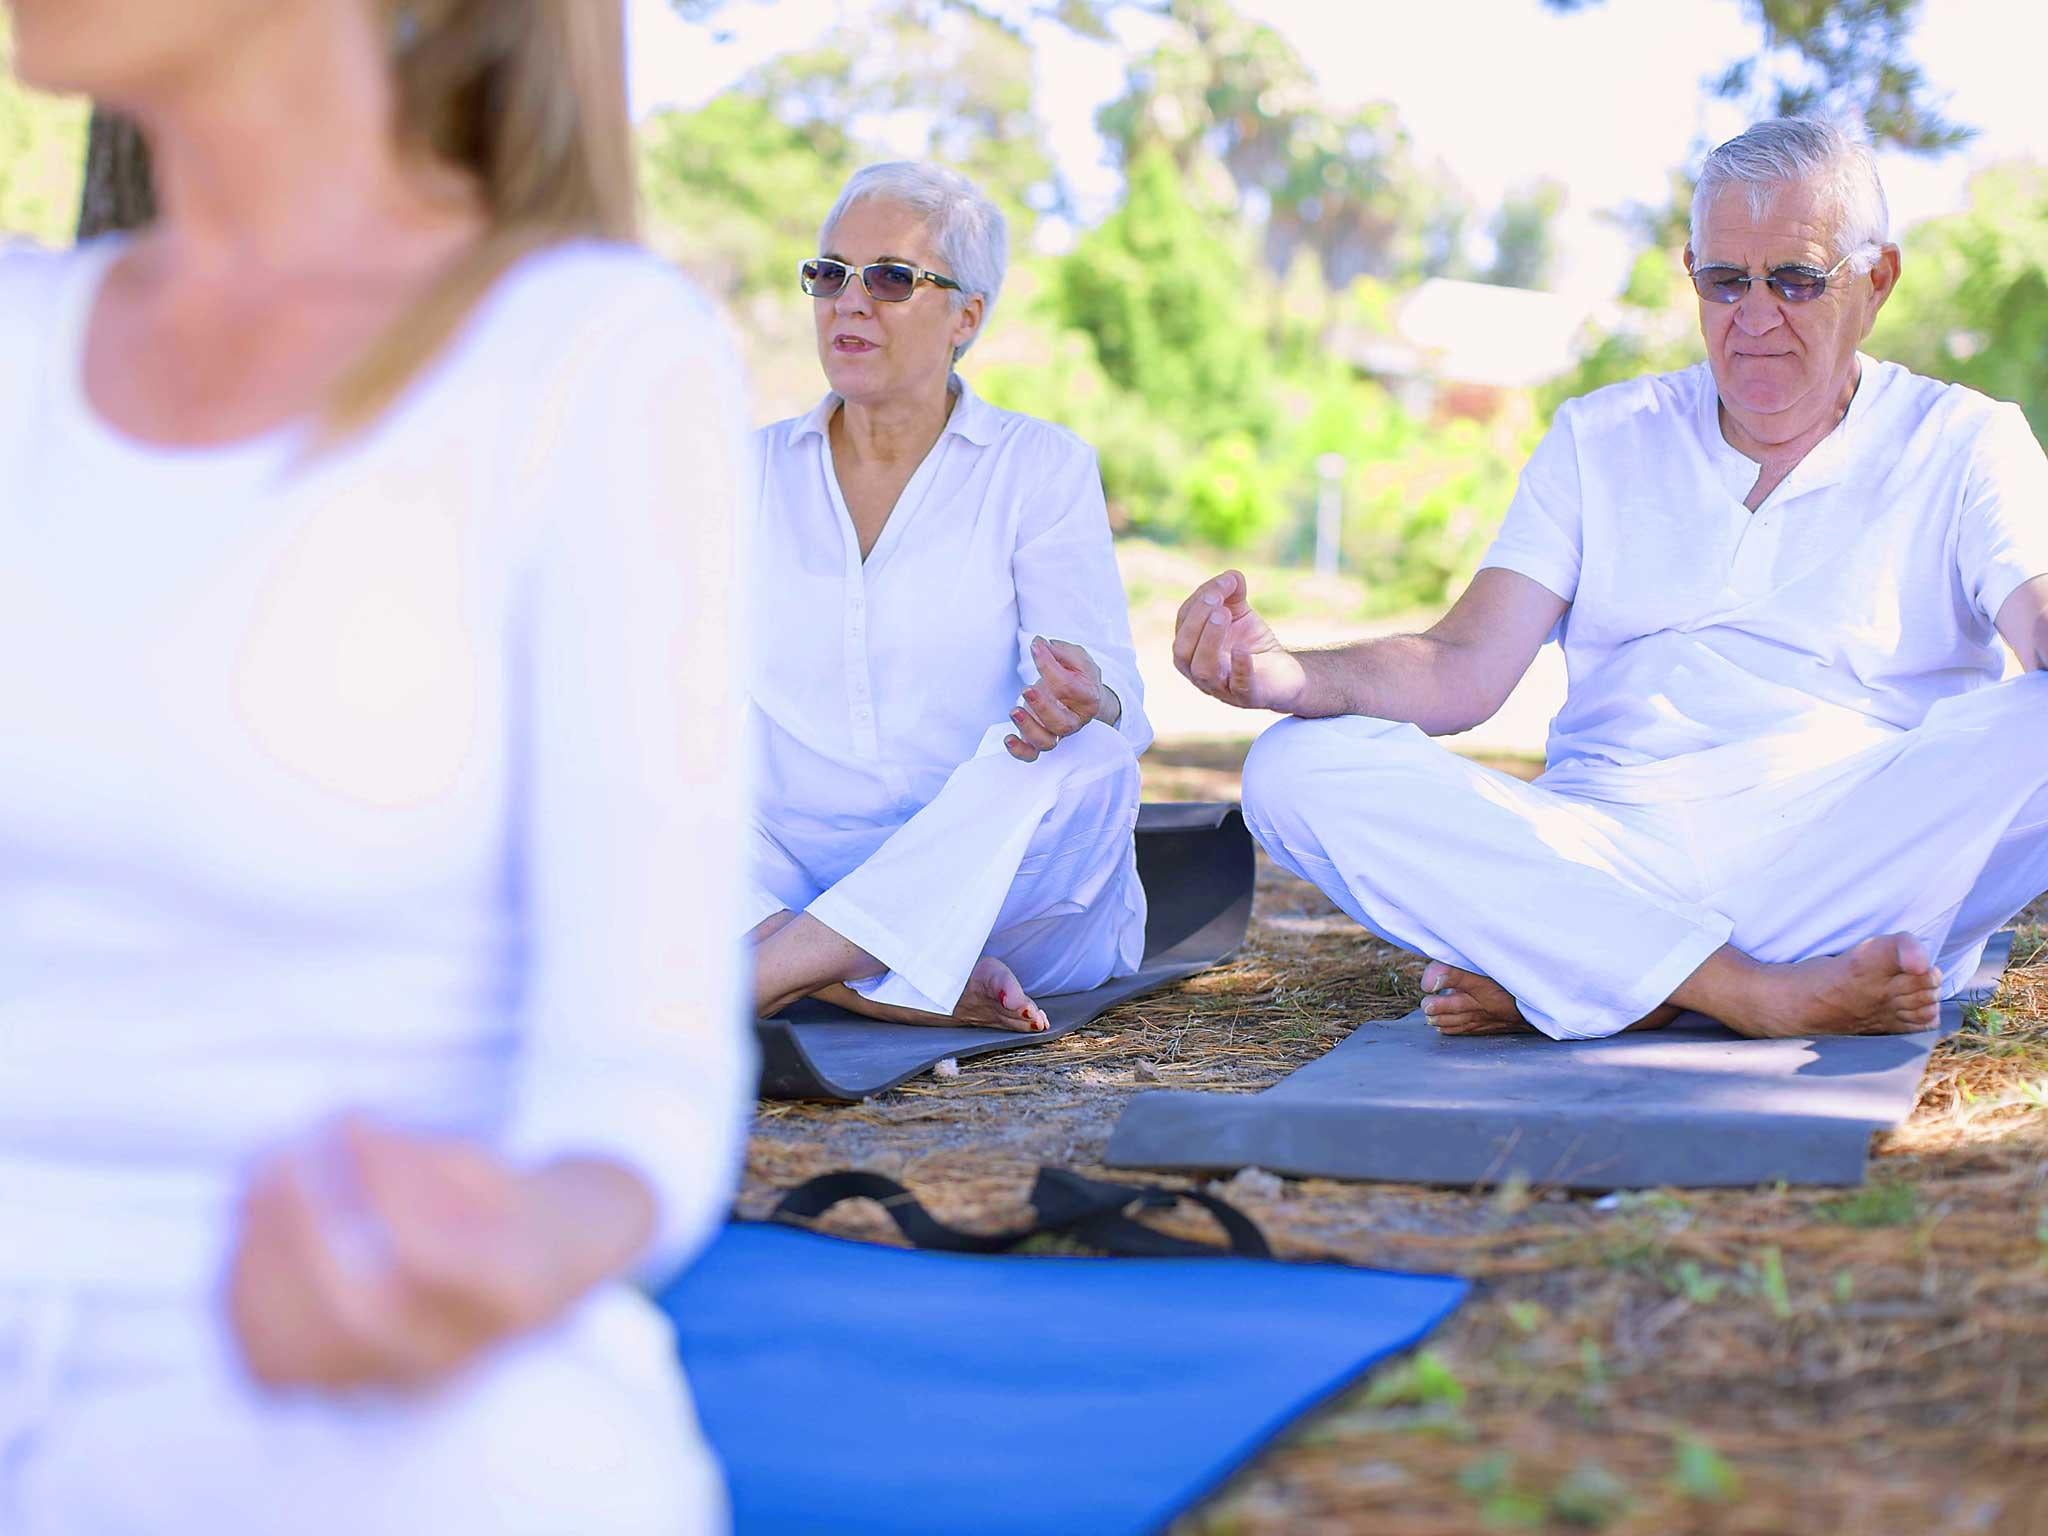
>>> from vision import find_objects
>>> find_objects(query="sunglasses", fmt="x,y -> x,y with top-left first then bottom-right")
1689,251 -> 1857,305
800,257 -> 962,304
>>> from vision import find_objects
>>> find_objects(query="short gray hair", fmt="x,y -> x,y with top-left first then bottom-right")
819,162 -> 1008,360
1690,117 -> 1891,272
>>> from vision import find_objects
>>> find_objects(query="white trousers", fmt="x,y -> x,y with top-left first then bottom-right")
750,722 -> 1147,1015
1,1281 -> 722,1536
1243,672 -> 2048,1040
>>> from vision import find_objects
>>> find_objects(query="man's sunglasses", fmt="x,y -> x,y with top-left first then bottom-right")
800,258 -> 962,303
1689,251 -> 1858,305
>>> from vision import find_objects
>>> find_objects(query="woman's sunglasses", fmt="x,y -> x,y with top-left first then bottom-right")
1689,251 -> 1857,305
800,258 -> 962,304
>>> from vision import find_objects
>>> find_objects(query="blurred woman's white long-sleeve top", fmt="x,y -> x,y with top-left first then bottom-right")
0,237 -> 756,1297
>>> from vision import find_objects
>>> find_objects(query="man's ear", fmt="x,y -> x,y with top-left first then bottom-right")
1862,244 -> 1903,337
1682,243 -> 1696,273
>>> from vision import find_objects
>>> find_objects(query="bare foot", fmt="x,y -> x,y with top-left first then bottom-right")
816,956 -> 1050,1034
1419,961 -> 1534,1036
1718,934 -> 1942,1039
1419,962 -> 1683,1038
951,958 -> 1051,1033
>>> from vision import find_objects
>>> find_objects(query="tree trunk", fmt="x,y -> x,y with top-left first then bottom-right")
76,109 -> 156,240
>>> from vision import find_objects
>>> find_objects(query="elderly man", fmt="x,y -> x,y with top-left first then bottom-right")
1176,117 -> 2048,1041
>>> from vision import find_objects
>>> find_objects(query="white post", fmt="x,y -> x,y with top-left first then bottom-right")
1314,452 -> 1345,577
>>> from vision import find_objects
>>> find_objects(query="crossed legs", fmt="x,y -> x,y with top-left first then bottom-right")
751,722 -> 1144,1032
1244,676 -> 2048,1041
751,909 -> 1056,1032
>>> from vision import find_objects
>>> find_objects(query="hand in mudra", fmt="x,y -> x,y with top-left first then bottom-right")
228,1118 -> 643,1392
1005,636 -> 1109,761
1172,570 -> 1308,713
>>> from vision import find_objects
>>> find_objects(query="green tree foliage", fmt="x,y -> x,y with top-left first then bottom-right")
1869,165 -> 2048,436
1482,180 -> 1565,291
1177,434 -> 1282,548
1540,175 -> 1704,412
657,0 -> 2015,608
1098,0 -> 1470,288
640,92 -> 856,295
641,0 -> 1062,296
723,0 -> 1056,234
1051,145 -> 1272,442
0,13 -> 87,243
1546,0 -> 1968,152
1711,0 -> 1968,152
639,0 -> 1074,414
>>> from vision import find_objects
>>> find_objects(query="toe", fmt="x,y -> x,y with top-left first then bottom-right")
1892,932 -> 1933,975
1427,1003 -> 1487,1030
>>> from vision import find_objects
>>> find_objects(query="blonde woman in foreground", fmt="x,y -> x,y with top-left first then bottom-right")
0,2 -> 752,1531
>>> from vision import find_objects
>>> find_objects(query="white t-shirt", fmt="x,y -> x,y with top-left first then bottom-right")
1481,356 -> 2048,785
747,376 -> 1148,856
0,236 -> 755,1290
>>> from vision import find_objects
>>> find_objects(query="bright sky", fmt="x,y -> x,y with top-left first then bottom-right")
625,0 -> 2048,307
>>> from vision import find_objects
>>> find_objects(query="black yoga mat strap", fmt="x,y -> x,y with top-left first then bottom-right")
1028,1168 -> 1273,1259
767,1170 -> 1016,1254
765,1166 -> 1270,1259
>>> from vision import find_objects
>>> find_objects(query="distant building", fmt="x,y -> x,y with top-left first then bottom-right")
1334,277 -> 1590,423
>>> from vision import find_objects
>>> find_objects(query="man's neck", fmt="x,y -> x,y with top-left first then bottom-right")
1719,358 -> 1861,512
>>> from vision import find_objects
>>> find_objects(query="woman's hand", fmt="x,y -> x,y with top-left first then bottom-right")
228,1118 -> 653,1393
1005,636 -> 1118,761
1172,570 -> 1309,714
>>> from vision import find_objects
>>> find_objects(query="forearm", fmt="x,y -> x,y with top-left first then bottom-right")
521,1156 -> 659,1302
1291,632 -> 1500,734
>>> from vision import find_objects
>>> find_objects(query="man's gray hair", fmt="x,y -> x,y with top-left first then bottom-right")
820,162 -> 1009,360
1690,117 -> 1891,271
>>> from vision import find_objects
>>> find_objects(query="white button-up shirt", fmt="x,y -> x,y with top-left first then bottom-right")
747,377 -> 1148,854
1481,356 -> 2048,789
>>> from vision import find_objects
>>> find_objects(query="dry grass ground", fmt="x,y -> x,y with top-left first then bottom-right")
744,740 -> 2048,1536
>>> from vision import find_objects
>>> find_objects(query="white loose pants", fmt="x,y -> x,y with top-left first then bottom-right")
749,721 -> 1147,1015
1243,672 -> 2048,1040
1,1280 -> 722,1536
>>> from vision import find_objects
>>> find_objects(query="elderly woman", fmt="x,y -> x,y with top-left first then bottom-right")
748,162 -> 1151,1033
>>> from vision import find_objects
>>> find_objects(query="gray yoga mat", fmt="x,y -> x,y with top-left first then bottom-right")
1105,932 -> 2014,1191
757,802 -> 1255,1102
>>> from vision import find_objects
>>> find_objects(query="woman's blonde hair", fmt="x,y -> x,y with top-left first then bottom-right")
325,0 -> 638,435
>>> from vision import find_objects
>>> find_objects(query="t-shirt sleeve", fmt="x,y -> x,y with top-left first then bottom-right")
1011,434 -> 1151,753
1477,401 -> 1585,606
498,260 -> 757,1285
1955,401 -> 2048,629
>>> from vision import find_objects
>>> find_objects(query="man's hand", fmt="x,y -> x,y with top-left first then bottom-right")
1172,570 -> 1309,714
228,1119 -> 651,1393
1006,636 -> 1116,761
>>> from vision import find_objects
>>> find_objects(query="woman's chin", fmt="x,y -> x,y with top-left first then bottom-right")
820,353 -> 884,399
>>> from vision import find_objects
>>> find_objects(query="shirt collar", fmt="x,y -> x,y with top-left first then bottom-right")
1698,351 -> 1885,502
787,373 -> 1000,449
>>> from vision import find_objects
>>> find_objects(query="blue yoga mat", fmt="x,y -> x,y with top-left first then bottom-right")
657,1223 -> 1469,1536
